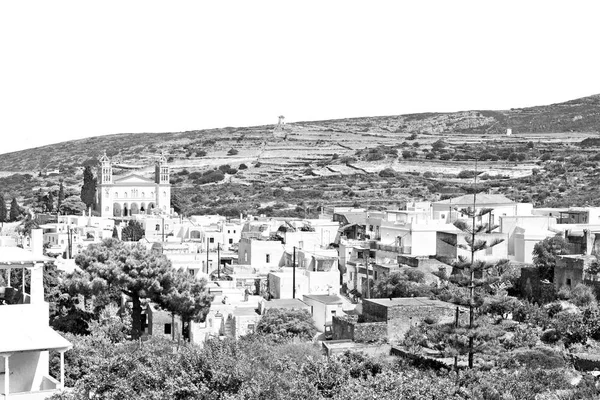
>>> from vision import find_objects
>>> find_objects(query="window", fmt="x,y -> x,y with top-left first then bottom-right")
155,224 -> 160,231
244,251 -> 248,262
266,254 -> 271,263
234,230 -> 236,233
566,278 -> 572,287
164,323 -> 172,335
229,238 -> 233,244
209,237 -> 215,243
228,230 -> 230,234
331,310 -> 336,315
247,324 -> 255,333
369,225 -> 373,231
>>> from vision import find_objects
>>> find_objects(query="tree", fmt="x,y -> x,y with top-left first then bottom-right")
121,220 -> 145,241
0,193 -> 6,222
163,272 -> 212,338
60,197 -> 87,215
70,238 -> 211,339
256,308 -> 316,341
80,165 -> 97,210
9,197 -> 21,221
437,199 -> 506,369
17,212 -> 39,236
112,226 -> 119,239
57,181 -> 65,213
372,270 -> 432,299
532,235 -> 569,282
46,191 -> 55,213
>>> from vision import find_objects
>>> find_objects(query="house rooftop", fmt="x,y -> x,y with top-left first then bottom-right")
262,298 -> 309,310
435,194 -> 515,206
364,297 -> 456,309
233,307 -> 259,317
0,246 -> 52,267
303,294 -> 343,305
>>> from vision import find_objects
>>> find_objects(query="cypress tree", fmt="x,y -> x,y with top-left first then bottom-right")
0,194 -> 6,222
46,192 -> 55,213
80,166 -> 97,210
9,197 -> 20,222
57,181 -> 65,214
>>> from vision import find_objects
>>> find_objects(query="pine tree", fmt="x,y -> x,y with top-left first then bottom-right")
9,197 -> 21,222
437,200 -> 506,369
0,194 -> 6,222
57,181 -> 65,214
80,166 -> 97,210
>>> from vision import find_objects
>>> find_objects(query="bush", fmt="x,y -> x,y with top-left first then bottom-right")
379,168 -> 396,178
227,148 -> 239,156
196,150 -> 207,157
239,163 -> 248,170
540,328 -> 561,344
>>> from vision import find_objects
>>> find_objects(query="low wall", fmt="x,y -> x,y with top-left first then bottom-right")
332,315 -> 387,343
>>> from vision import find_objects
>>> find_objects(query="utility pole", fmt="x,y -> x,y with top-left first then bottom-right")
363,249 -> 370,299
217,243 -> 221,279
206,240 -> 210,275
292,246 -> 296,299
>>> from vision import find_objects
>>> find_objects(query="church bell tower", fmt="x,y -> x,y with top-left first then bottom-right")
155,153 -> 169,184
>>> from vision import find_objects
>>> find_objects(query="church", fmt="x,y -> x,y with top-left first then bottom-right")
96,152 -> 171,218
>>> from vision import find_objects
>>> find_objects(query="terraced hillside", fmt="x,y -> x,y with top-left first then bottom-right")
0,94 -> 599,216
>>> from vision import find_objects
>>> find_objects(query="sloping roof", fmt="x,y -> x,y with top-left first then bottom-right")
435,194 -> 515,206
0,247 -> 51,267
0,326 -> 72,353
113,174 -> 155,184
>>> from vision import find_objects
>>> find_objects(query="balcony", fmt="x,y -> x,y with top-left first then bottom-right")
0,376 -> 61,400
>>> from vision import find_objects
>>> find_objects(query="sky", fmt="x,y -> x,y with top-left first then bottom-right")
1,1 -> 599,155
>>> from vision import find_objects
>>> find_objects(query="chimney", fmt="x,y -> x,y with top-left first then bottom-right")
31,229 -> 43,257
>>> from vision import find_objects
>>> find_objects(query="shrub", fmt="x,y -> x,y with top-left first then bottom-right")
239,164 -> 248,170
379,168 -> 396,178
540,328 -> 560,344
196,150 -> 207,157
227,148 -> 239,156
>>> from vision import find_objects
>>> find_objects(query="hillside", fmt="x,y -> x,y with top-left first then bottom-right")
1,94 -> 599,216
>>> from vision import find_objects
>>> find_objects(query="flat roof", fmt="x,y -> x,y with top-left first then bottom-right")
262,298 -> 309,309
233,307 -> 259,317
303,294 -> 343,305
364,297 -> 456,309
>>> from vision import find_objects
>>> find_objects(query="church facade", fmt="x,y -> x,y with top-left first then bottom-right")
96,153 -> 171,218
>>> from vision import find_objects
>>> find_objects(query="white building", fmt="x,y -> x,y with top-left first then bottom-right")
0,230 -> 71,399
96,152 -> 171,217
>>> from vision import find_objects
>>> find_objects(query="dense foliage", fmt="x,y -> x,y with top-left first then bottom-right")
66,238 -> 212,339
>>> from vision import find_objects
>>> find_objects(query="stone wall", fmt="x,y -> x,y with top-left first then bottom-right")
362,300 -> 463,343
386,304 -> 459,342
519,267 -> 556,304
331,315 -> 387,343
